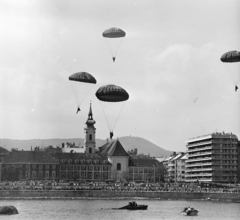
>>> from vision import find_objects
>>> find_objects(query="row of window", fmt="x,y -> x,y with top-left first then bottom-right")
60,171 -> 109,179
129,167 -> 156,173
60,165 -> 110,171
31,165 -> 56,169
60,159 -> 108,164
30,170 -> 56,178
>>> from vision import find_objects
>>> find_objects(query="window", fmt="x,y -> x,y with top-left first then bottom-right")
74,172 -> 79,178
68,165 -> 73,170
39,171 -> 43,178
52,171 -> 56,178
46,165 -> 49,169
81,165 -> 86,170
94,172 -> 99,179
117,163 -> 121,171
89,134 -> 92,140
61,172 -> 66,179
74,166 -> 80,170
87,172 -> 92,179
67,172 -> 73,179
61,165 -> 66,170
103,166 -> 108,171
32,171 -> 36,178
45,171 -> 49,178
39,165 -> 43,170
32,165 -> 36,169
89,148 -> 92,153
52,165 -> 56,169
81,172 -> 85,179
94,166 -> 100,171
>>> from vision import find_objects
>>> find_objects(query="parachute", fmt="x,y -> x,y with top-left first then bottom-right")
69,72 -> 97,113
102,27 -> 126,62
95,84 -> 129,139
220,50 -> 240,91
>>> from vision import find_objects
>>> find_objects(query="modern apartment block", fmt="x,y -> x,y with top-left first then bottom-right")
176,154 -> 187,182
167,153 -> 186,183
185,132 -> 238,183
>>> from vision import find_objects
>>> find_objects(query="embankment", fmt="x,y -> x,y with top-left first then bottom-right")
0,190 -> 240,201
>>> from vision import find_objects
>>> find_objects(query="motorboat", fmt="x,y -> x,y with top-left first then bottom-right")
181,207 -> 199,216
117,201 -> 148,210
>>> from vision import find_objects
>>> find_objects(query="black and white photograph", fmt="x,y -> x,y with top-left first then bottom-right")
0,0 -> 240,219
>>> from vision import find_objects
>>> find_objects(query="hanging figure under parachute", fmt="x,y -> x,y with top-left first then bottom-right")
69,72 -> 97,113
76,107 -> 81,114
102,27 -> 126,62
220,50 -> 240,92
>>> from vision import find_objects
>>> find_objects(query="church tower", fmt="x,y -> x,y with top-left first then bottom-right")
84,103 -> 96,154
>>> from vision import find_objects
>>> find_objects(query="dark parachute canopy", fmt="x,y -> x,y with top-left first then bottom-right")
69,72 -> 97,84
220,50 -> 240,92
69,72 -> 97,113
102,27 -> 126,62
96,85 -> 129,139
220,50 -> 240,63
95,84 -> 129,102
102,28 -> 126,38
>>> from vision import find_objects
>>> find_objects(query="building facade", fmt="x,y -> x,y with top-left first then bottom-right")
185,132 -> 238,183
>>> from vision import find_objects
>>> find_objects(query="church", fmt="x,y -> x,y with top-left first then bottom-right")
0,104 -> 164,183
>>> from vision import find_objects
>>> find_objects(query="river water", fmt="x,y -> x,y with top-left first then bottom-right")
0,199 -> 239,220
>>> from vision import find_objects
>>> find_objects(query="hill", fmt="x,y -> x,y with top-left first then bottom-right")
0,136 -> 172,157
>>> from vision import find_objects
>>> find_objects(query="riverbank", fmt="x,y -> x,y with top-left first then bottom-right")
0,190 -> 240,202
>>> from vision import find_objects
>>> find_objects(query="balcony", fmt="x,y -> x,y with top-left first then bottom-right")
187,146 -> 212,153
186,173 -> 212,177
187,141 -> 212,148
185,178 -> 212,182
187,157 -> 212,163
185,162 -> 212,168
188,151 -> 212,158
185,167 -> 213,173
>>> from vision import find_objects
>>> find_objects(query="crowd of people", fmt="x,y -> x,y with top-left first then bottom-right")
0,180 -> 239,193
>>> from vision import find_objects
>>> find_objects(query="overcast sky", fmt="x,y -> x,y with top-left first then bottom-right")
0,0 -> 240,151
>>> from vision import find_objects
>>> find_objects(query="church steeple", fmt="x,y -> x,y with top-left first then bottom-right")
86,102 -> 95,127
84,102 -> 96,154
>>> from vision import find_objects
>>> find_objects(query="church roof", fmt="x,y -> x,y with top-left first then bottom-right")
99,140 -> 129,156
50,152 -> 109,164
2,151 -> 59,164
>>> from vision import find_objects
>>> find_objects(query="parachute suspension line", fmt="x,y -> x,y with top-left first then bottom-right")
111,101 -> 126,131
99,101 -> 112,132
104,38 -> 114,60
104,37 -> 124,62
112,37 -> 124,62
70,83 -> 80,110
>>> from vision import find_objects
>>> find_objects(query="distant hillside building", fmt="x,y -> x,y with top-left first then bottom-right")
185,132 -> 239,183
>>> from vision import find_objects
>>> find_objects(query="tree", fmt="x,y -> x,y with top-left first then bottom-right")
120,171 -> 130,182
2,165 -> 21,181
111,170 -> 119,182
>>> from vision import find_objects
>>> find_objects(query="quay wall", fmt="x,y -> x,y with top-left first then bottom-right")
0,190 -> 240,201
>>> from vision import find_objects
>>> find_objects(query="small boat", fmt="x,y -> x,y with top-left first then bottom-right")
181,207 -> 199,216
117,201 -> 148,210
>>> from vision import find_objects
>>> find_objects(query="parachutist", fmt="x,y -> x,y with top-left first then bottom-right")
235,85 -> 238,92
110,132 -> 114,139
76,107 -> 81,114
